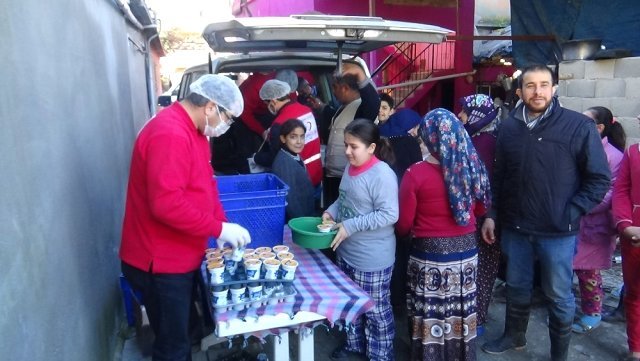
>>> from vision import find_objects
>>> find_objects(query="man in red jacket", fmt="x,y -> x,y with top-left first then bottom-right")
119,74 -> 251,361
253,79 -> 323,187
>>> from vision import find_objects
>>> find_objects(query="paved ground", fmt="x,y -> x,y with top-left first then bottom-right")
117,250 -> 629,361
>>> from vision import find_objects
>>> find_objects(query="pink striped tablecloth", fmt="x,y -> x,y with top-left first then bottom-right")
211,227 -> 374,326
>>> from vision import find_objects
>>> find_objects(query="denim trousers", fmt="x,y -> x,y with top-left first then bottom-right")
501,228 -> 577,326
122,262 -> 197,361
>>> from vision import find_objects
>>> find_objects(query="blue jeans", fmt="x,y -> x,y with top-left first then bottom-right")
501,228 -> 576,326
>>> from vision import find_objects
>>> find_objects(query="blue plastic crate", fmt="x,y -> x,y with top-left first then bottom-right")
217,173 -> 289,200
214,173 -> 289,248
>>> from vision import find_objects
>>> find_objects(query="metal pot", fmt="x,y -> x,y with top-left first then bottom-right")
561,39 -> 602,61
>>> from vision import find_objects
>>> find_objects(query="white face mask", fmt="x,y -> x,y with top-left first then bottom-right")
267,101 -> 277,116
203,105 -> 232,138
207,119 -> 231,138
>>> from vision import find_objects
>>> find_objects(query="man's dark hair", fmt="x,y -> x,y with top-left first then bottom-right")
297,76 -> 309,92
333,73 -> 359,91
379,93 -> 395,109
185,92 -> 210,107
518,64 -> 556,89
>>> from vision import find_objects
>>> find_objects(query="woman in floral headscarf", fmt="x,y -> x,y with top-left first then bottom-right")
458,94 -> 501,335
396,108 -> 491,361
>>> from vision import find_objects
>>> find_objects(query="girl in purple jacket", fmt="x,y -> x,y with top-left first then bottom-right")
572,106 -> 626,333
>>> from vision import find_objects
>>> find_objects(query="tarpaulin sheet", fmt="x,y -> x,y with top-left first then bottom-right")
511,0 -> 640,67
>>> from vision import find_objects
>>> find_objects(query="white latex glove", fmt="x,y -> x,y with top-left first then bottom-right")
217,222 -> 251,249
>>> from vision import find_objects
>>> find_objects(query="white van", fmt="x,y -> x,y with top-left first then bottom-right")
163,14 -> 450,173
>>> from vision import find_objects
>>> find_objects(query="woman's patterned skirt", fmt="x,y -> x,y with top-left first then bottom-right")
407,232 -> 478,361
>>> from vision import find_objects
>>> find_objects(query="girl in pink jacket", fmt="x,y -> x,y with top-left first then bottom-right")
572,106 -> 625,333
612,112 -> 640,361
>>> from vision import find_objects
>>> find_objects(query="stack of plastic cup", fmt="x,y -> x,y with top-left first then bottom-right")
224,247 -> 245,276
207,260 -> 226,284
212,286 -> 229,309
229,285 -> 247,311
248,283 -> 263,307
244,259 -> 262,281
281,259 -> 299,281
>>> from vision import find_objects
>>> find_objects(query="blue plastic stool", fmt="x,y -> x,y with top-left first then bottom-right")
119,274 -> 143,327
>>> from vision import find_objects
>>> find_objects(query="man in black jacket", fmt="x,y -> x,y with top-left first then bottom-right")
480,64 -> 611,361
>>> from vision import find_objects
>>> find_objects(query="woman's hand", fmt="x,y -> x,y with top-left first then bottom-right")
330,223 -> 348,251
322,212 -> 334,224
623,226 -> 640,247
481,218 -> 496,245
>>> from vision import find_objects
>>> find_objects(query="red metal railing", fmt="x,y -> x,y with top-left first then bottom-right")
372,40 -> 455,106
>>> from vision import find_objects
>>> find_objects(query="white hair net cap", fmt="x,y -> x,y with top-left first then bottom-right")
275,69 -> 298,91
259,79 -> 291,101
189,74 -> 244,116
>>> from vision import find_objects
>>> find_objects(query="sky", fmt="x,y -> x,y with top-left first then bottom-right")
146,0 -> 233,32
146,0 -> 234,84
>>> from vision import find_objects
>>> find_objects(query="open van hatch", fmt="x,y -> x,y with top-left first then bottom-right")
203,14 -> 451,55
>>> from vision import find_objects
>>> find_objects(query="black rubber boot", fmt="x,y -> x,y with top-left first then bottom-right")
549,319 -> 572,361
481,303 -> 530,354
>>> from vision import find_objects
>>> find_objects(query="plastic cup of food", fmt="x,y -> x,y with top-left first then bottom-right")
207,261 -> 226,284
281,259 -> 299,281
259,252 -> 276,261
205,248 -> 221,257
223,253 -> 239,276
243,248 -> 256,256
207,256 -> 224,266
244,259 -> 262,281
255,247 -> 272,254
243,253 -> 260,260
263,258 -> 281,280
231,247 -> 245,261
212,286 -> 229,308
248,283 -> 263,307
222,249 -> 233,259
229,285 -> 247,311
272,245 -> 289,254
276,251 -> 294,261
317,223 -> 334,233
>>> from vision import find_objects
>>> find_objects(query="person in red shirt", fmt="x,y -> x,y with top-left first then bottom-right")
238,72 -> 274,139
253,79 -> 323,187
119,74 -> 251,361
612,114 -> 640,361
396,108 -> 490,361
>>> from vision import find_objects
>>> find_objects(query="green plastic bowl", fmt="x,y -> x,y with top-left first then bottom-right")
288,217 -> 336,249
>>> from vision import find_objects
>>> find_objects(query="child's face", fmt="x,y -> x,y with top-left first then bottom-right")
280,127 -> 306,154
378,101 -> 394,123
344,133 -> 375,167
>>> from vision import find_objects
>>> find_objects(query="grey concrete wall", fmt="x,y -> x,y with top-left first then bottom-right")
0,0 -> 151,360
558,57 -> 640,146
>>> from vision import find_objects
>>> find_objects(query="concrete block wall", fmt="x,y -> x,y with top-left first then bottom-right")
0,1 -> 152,360
558,57 -> 640,146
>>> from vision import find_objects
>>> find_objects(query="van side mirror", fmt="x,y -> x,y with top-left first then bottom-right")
157,95 -> 172,107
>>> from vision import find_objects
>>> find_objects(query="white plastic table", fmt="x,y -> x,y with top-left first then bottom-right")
201,229 -> 375,361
